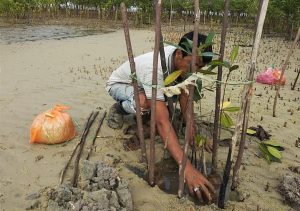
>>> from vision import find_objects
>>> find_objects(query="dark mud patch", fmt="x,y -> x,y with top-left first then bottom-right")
278,173 -> 300,209
25,160 -> 133,211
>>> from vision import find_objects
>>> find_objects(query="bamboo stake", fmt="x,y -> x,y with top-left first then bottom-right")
219,0 -> 270,207
291,69 -> 300,90
273,27 -> 300,117
230,0 -> 265,190
71,111 -> 99,187
60,111 -> 94,184
149,0 -> 162,186
178,0 -> 200,198
211,0 -> 230,172
120,2 -> 147,164
86,111 -> 107,160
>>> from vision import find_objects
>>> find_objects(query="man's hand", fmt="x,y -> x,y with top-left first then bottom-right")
185,163 -> 215,202
204,139 -> 213,153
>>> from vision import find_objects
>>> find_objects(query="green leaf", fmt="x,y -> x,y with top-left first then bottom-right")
223,61 -> 231,68
230,45 -> 239,63
198,69 -> 217,75
195,134 -> 207,146
267,146 -> 282,159
208,60 -> 231,68
201,52 -> 218,57
246,129 -> 256,135
220,112 -> 234,128
164,70 -> 183,86
205,32 -> 215,44
258,143 -> 271,163
181,39 -> 193,54
221,101 -> 231,109
264,140 -> 285,151
193,79 -> 202,102
164,41 -> 190,55
229,65 -> 239,72
204,64 -> 218,72
198,42 -> 215,52
223,106 -> 240,112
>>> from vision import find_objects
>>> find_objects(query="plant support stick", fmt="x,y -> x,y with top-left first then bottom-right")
219,0 -> 270,207
273,27 -> 300,117
72,111 -> 99,187
121,2 -> 147,164
212,0 -> 230,172
178,0 -> 200,198
149,0 -> 162,186
86,111 -> 107,160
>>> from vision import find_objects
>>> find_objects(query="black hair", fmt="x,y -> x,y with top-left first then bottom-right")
178,31 -> 213,64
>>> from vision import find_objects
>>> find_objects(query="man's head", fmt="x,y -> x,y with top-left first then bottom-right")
178,31 -> 213,64
173,31 -> 213,73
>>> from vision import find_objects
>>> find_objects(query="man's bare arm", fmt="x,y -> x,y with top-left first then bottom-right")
147,100 -> 214,201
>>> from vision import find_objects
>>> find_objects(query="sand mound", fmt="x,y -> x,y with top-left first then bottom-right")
25,160 -> 133,211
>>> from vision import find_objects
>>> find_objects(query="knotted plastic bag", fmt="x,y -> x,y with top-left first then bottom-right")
272,68 -> 286,85
256,66 -> 286,85
30,105 -> 76,144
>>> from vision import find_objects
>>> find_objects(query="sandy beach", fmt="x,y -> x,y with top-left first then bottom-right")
0,26 -> 299,211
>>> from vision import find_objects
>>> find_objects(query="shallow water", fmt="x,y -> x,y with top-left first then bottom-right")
0,25 -> 112,44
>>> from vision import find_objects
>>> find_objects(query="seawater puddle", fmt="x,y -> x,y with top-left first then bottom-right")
0,25 -> 113,44
126,158 -> 240,204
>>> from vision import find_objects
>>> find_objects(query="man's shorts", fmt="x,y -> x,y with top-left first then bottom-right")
108,83 -> 136,114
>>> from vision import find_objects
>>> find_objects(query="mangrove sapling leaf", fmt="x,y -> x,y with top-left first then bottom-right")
182,37 -> 193,50
223,106 -> 240,112
221,101 -> 231,109
246,129 -> 256,135
264,140 -> 285,151
203,64 -> 218,72
201,52 -> 219,57
230,45 -> 239,63
267,146 -> 282,159
164,70 -> 183,86
209,60 -> 231,69
198,42 -> 215,52
258,143 -> 272,163
163,41 -> 190,55
205,32 -> 215,45
193,79 -> 203,102
195,134 -> 207,147
198,69 -> 217,75
229,65 -> 239,72
220,112 -> 234,128
257,141 -> 283,163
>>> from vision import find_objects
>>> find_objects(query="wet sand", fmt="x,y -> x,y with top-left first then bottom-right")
0,26 -> 299,211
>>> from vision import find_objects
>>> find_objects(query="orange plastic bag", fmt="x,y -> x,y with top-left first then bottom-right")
272,68 -> 286,85
30,105 -> 76,144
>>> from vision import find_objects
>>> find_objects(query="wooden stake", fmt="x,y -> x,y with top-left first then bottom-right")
60,111 -> 95,185
71,111 -> 99,187
149,0 -> 162,186
178,0 -> 200,198
212,0 -> 230,172
227,0 -> 269,195
86,111 -> 107,160
120,3 -> 147,164
291,69 -> 300,90
273,27 -> 300,117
